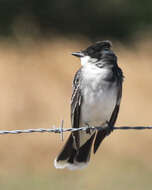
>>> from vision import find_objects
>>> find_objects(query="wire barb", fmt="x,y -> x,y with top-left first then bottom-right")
60,120 -> 64,141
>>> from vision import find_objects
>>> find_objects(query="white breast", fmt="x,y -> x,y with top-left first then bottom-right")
80,63 -> 117,127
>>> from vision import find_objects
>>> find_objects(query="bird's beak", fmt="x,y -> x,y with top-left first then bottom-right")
72,52 -> 84,58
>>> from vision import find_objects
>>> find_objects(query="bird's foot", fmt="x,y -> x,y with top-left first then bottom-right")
85,123 -> 94,134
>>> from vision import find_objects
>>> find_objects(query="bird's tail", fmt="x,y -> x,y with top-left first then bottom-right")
54,131 -> 96,170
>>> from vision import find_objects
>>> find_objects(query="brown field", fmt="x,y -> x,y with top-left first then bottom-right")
0,37 -> 152,189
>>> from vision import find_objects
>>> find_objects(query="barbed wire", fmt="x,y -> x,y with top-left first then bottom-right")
0,120 -> 152,140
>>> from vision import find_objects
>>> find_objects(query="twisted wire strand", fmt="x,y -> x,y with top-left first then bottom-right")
0,120 -> 151,135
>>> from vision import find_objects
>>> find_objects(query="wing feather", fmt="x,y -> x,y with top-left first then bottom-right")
70,69 -> 83,149
71,68 -> 82,129
94,66 -> 123,153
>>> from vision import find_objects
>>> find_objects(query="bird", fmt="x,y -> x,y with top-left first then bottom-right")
54,40 -> 123,170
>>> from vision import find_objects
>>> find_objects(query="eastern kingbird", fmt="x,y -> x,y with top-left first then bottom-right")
54,41 -> 123,170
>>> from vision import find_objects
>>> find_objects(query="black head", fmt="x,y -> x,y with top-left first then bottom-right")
84,40 -> 112,58
72,40 -> 113,60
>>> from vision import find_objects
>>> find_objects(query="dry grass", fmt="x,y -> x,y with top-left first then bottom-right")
0,37 -> 152,189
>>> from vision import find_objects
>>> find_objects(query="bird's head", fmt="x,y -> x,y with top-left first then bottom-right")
72,41 -> 116,67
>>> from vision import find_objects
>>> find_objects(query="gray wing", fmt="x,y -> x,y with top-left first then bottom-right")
71,68 -> 82,129
94,67 -> 123,153
109,67 -> 123,126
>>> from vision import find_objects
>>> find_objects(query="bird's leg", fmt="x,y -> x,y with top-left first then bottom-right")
85,123 -> 93,134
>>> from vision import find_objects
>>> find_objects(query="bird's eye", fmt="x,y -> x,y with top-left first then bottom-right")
104,47 -> 109,51
88,49 -> 94,54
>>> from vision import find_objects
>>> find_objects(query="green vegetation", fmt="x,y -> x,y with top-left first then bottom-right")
0,0 -> 152,40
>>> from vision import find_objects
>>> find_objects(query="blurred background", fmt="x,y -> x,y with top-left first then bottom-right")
0,0 -> 152,190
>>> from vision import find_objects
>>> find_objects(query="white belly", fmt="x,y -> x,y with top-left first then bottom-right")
80,63 -> 117,127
